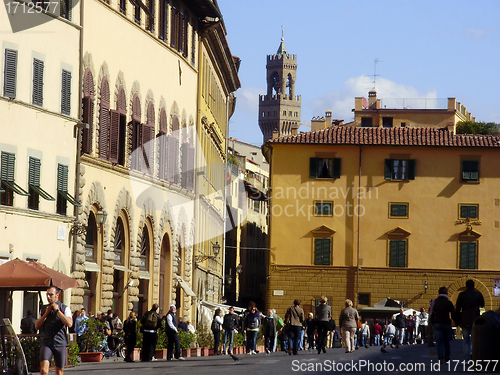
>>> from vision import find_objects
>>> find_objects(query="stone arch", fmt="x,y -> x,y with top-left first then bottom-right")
448,277 -> 493,310
157,202 -> 178,309
82,52 -> 96,93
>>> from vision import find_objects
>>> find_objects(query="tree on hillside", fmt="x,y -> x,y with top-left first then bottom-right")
456,121 -> 500,135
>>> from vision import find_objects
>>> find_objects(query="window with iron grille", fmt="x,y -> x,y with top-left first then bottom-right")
389,202 -> 408,218
459,242 -> 477,269
389,240 -> 407,267
56,164 -> 80,215
28,157 -> 54,210
459,204 -> 478,219
1,152 -> 29,206
3,49 -> 17,99
384,159 -> 415,181
139,226 -> 149,270
462,160 -> 479,182
32,59 -> 44,107
114,218 -> 125,265
61,70 -> 71,116
314,238 -> 331,266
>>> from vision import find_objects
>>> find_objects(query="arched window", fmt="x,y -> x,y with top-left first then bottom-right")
131,95 -> 142,170
138,224 -> 152,316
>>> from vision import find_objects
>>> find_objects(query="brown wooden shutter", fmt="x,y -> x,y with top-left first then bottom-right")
81,97 -> 94,154
158,132 -> 167,180
109,110 -> 120,163
118,87 -> 126,113
166,135 -> 179,183
142,123 -> 155,173
187,145 -> 195,191
180,142 -> 188,188
182,14 -> 188,57
99,79 -> 111,160
3,49 -> 17,99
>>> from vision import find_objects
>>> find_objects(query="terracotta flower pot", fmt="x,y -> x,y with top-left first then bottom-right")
79,352 -> 102,362
181,348 -> 191,357
202,347 -> 209,356
131,348 -> 141,361
155,349 -> 168,359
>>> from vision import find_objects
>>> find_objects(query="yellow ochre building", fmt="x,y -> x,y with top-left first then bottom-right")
263,125 -> 500,320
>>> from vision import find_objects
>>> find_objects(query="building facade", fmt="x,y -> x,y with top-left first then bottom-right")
1,0 -> 240,328
263,126 -> 500,320
1,7 -> 81,329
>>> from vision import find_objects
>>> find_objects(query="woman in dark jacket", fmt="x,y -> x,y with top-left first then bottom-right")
431,286 -> 455,364
123,311 -> 137,362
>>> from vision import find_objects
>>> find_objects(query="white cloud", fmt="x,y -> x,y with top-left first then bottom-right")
234,86 -> 262,113
307,76 -> 438,123
463,28 -> 493,42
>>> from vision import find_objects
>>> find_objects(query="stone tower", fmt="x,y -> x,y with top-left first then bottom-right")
258,36 -> 301,143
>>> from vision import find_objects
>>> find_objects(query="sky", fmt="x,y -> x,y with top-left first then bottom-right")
217,0 -> 500,147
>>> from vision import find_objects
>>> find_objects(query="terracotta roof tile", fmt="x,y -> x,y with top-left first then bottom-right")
269,127 -> 500,148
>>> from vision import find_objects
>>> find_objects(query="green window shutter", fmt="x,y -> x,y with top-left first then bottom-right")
390,240 -> 406,267
29,157 -> 41,186
322,202 -> 332,215
470,161 -> 479,181
3,49 -> 17,98
315,238 -> 331,265
408,159 -> 415,180
333,158 -> 341,179
469,205 -> 478,219
399,204 -> 407,217
309,158 -> 317,178
384,159 -> 392,180
32,59 -> 44,106
61,70 -> 71,115
460,205 -> 468,218
1,152 -> 15,182
390,204 -> 398,217
460,242 -> 477,269
57,164 -> 68,192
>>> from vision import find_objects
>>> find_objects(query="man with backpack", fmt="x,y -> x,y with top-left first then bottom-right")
140,303 -> 161,362
222,307 -> 239,355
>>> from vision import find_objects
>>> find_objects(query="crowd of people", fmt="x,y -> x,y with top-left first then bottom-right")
21,279 -> 486,374
208,279 -> 485,365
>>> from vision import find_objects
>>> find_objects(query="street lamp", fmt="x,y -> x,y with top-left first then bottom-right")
95,210 -> 107,226
424,281 -> 428,293
236,263 -> 243,274
194,242 -> 221,263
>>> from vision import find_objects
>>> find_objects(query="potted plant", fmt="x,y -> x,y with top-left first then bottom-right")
179,330 -> 194,357
195,324 -> 213,356
155,321 -> 168,359
80,318 -> 106,362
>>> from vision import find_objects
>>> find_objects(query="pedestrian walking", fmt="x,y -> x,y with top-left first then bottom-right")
284,299 -> 304,355
140,303 -> 161,362
304,313 -> 316,352
35,286 -> 73,375
419,307 -> 429,344
211,308 -> 224,355
315,296 -> 331,354
394,309 -> 406,347
222,306 -> 239,355
326,317 -> 336,348
262,309 -> 278,354
454,279 -> 485,361
74,308 -> 88,351
431,286 -> 454,364
164,304 -> 185,361
243,303 -> 262,355
360,320 -> 370,348
339,299 -> 359,354
123,311 -> 137,362
372,319 -> 382,346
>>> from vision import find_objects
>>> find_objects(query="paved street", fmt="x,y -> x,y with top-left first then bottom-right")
39,339 -> 497,375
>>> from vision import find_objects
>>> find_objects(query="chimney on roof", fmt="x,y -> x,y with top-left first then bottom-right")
368,88 -> 377,109
291,126 -> 298,135
447,122 -> 455,134
272,130 -> 279,139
